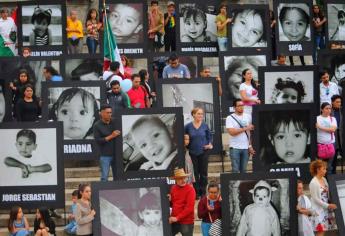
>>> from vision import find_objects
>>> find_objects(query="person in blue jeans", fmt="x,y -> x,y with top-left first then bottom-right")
93,104 -> 121,181
225,99 -> 255,173
184,107 -> 213,198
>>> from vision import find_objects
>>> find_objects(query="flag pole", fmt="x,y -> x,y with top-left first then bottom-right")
103,0 -> 114,62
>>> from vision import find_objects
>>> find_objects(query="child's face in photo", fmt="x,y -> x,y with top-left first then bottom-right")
281,9 -> 308,41
34,19 -> 49,36
253,188 -> 269,206
109,4 -> 142,37
334,63 -> 345,81
269,121 -> 308,163
56,94 -> 95,139
0,91 -> 5,122
131,119 -> 173,164
139,208 -> 162,227
184,15 -> 205,39
232,10 -> 264,47
16,136 -> 37,158
280,88 -> 298,103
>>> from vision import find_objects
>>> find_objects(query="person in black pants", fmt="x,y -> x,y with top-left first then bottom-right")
164,1 -> 176,51
331,95 -> 342,174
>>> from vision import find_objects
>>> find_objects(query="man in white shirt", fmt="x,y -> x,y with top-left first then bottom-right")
320,70 -> 339,105
226,99 -> 255,173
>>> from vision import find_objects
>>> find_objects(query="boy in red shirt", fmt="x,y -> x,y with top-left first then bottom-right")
169,168 -> 196,236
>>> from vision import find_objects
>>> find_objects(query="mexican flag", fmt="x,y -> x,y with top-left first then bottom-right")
103,6 -> 124,73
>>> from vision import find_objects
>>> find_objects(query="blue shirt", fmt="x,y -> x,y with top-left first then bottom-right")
162,64 -> 191,79
184,122 -> 212,155
51,75 -> 63,81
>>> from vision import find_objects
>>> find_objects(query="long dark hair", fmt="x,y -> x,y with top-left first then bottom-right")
138,69 -> 151,97
241,68 -> 257,89
85,8 -> 99,26
36,207 -> 51,228
78,183 -> 91,199
8,206 -> 21,231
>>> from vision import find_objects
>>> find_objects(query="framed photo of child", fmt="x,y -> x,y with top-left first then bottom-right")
100,0 -> 147,55
258,65 -> 319,107
220,172 -> 298,236
228,4 -> 271,53
218,51 -> 269,117
155,78 -> 222,154
325,1 -> 345,47
41,81 -> 106,159
92,179 -> 171,236
0,3 -> 19,57
252,104 -> 317,181
66,1 -> 101,55
19,0 -> 66,57
114,108 -> 184,179
328,174 -> 345,236
0,122 -> 64,209
274,0 -> 314,56
176,0 -> 219,54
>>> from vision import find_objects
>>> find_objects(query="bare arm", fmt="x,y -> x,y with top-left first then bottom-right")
217,18 -> 231,31
240,90 -> 259,103
28,163 -> 52,173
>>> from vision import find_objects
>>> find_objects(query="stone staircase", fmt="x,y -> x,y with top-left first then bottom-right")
0,154 -> 232,236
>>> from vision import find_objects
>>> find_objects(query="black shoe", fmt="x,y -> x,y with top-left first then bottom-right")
50,210 -> 62,218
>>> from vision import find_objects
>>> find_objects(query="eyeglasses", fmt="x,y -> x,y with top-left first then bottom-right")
326,88 -> 330,96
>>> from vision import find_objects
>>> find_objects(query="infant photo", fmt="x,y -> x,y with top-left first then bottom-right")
121,114 -> 178,172
263,71 -> 314,104
226,178 -> 291,236
327,4 -> 345,41
0,128 -> 57,186
278,3 -> 311,42
108,3 -> 144,44
48,86 -> 100,140
179,3 -> 217,43
99,187 -> 163,236
21,4 -> 63,46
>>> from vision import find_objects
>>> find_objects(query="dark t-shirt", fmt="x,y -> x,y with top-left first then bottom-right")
93,119 -> 116,156
15,98 -> 41,121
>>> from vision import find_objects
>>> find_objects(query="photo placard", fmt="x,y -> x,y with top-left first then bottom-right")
0,122 -> 64,209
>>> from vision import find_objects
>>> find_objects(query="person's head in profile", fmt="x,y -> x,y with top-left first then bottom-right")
109,4 -> 143,43
231,9 -> 266,47
225,56 -> 264,100
261,111 -> 310,165
50,88 -> 98,140
279,4 -> 310,41
130,115 -> 176,170
271,77 -> 306,104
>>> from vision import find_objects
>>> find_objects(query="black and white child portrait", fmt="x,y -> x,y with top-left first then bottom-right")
48,87 -> 100,140
99,187 -> 163,236
264,71 -> 314,104
22,5 -> 62,46
0,128 -> 57,186
278,3 -> 311,42
259,109 -> 311,166
228,179 -> 290,236
161,83 -> 214,128
108,3 -> 144,44
65,58 -> 103,81
336,180 -> 345,226
179,3 -> 217,43
122,114 -> 178,171
224,55 -> 266,101
328,4 -> 345,41
231,9 -> 267,47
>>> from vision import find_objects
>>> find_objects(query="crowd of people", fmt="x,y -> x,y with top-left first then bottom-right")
1,1 -> 345,236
